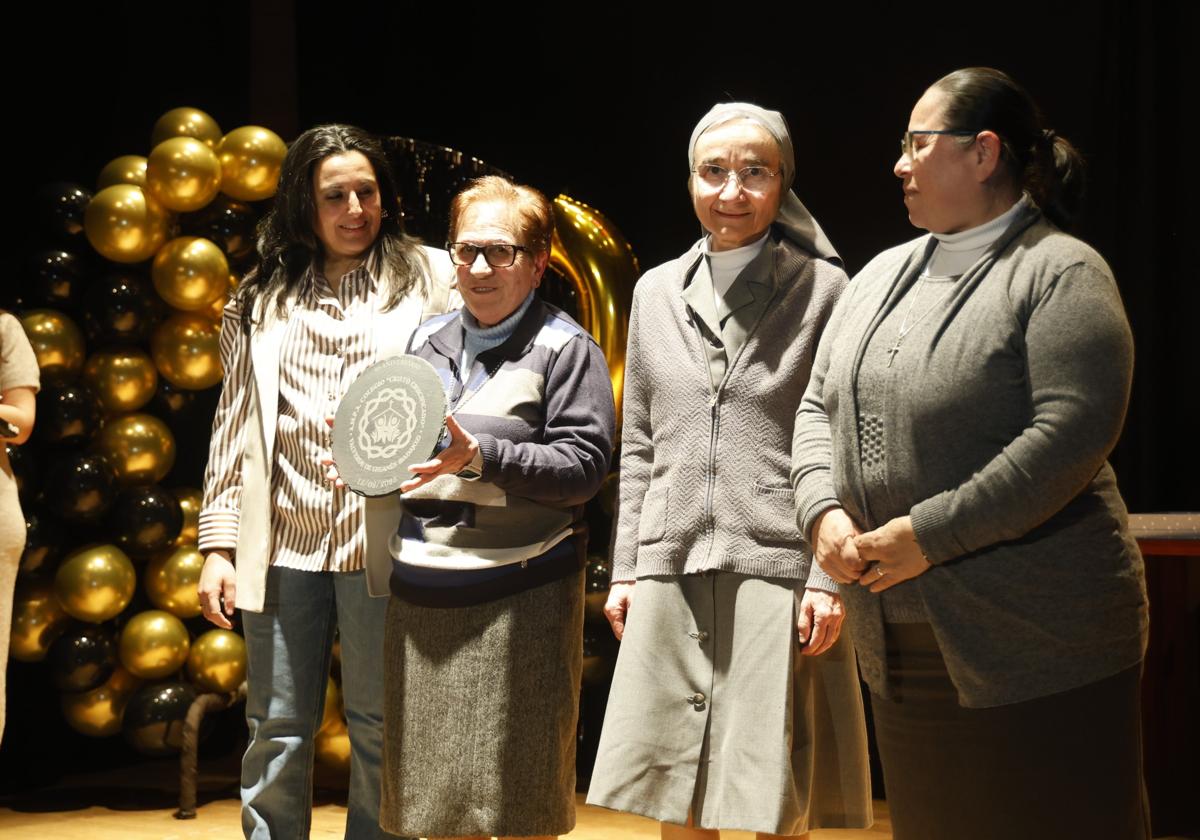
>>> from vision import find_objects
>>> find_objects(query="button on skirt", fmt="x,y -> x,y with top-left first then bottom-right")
586,572 -> 873,835
379,568 -> 584,838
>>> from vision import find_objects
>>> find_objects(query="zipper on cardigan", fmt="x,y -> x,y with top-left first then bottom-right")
703,395 -> 719,558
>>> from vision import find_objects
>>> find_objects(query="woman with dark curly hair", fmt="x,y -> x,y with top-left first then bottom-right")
197,123 -> 456,840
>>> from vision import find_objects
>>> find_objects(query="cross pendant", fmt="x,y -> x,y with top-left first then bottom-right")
886,341 -> 902,367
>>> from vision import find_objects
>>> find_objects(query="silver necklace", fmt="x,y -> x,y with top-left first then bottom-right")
885,277 -> 954,367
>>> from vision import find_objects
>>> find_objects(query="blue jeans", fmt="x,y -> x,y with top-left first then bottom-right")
241,567 -> 407,840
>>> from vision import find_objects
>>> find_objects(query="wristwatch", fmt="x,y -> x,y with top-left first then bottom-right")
456,449 -> 484,481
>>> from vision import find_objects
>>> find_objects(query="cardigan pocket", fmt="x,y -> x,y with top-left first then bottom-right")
637,486 -> 669,544
750,482 -> 802,543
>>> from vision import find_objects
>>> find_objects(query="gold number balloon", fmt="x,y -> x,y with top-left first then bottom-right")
144,545 -> 204,618
118,609 -> 191,680
146,138 -> 222,213
314,717 -> 351,772
151,312 -> 223,390
95,413 -> 176,485
550,195 -> 639,422
186,629 -> 247,692
9,578 -> 70,661
61,666 -> 142,737
19,309 -> 86,383
151,106 -> 222,149
54,544 -> 137,623
82,348 -> 158,414
84,184 -> 171,264
217,126 -> 287,202
152,236 -> 229,311
97,155 -> 148,189
173,487 -> 202,546
318,677 -> 342,735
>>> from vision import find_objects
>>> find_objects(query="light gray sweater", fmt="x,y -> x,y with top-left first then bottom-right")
791,203 -> 1148,707
612,229 -> 845,589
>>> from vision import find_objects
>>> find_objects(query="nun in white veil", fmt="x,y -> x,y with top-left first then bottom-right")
586,103 -> 873,840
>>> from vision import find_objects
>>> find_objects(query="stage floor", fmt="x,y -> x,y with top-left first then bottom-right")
0,795 -> 891,839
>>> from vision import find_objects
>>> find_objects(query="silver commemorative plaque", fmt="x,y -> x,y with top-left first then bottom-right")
332,355 -> 448,496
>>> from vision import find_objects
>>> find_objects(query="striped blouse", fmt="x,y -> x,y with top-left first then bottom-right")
198,265 -> 383,573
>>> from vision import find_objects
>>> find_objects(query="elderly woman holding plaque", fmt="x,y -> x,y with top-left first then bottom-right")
196,123 -> 456,840
374,175 -> 615,840
586,103 -> 872,839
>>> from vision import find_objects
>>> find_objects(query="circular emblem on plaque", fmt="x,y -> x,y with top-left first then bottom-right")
332,355 -> 447,496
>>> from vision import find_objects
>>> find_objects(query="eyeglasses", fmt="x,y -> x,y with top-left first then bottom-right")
445,241 -> 530,268
692,163 -> 780,193
900,130 -> 978,160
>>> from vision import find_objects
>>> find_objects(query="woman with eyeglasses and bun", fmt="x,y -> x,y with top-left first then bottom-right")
372,174 -> 615,840
586,103 -> 873,840
791,67 -> 1149,840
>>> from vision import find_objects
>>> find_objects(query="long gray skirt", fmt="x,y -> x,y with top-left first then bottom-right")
379,568 -> 585,838
586,573 -> 873,835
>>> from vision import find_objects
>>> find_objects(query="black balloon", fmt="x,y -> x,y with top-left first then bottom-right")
43,451 -> 118,523
49,622 -> 118,692
181,196 -> 257,261
19,508 -> 66,577
146,378 -> 198,423
122,681 -> 196,757
38,182 -> 93,242
7,443 -> 38,501
23,250 -> 87,311
581,626 -> 617,686
34,383 -> 103,446
112,484 -> 183,555
585,556 -> 611,594
81,272 -> 164,345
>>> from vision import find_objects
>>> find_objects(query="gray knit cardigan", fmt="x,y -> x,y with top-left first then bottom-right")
791,202 -> 1149,707
611,230 -> 845,590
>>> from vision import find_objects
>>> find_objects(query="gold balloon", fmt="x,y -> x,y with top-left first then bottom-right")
19,309 -> 86,383
205,274 -> 237,321
144,545 -> 203,618
314,718 -> 351,772
151,107 -> 223,149
54,544 -> 137,623
97,155 -> 148,189
83,348 -> 158,414
173,487 -> 202,546
218,126 -> 287,202
318,677 -> 342,735
152,236 -> 229,310
151,312 -> 223,390
146,138 -> 222,213
186,629 -> 247,692
84,184 -> 171,264
550,195 -> 639,423
61,666 -> 142,737
95,413 -> 176,485
119,609 -> 190,680
9,578 -> 70,661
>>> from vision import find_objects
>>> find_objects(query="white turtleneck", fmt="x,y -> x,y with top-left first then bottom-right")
924,195 -> 1028,279
703,231 -> 770,311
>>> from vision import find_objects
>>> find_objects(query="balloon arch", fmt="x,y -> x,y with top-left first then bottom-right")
8,107 -> 636,778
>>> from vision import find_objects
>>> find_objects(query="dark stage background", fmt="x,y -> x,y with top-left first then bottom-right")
12,0 -> 1193,510
4,0 -> 1195,803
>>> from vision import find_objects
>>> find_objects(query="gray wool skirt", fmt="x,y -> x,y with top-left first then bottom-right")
586,573 -> 873,836
379,568 -> 584,838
